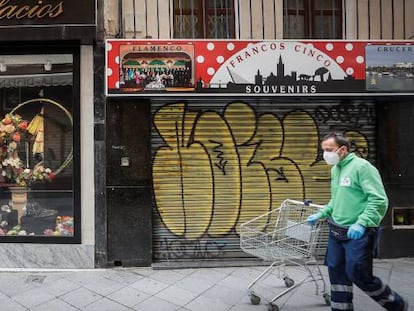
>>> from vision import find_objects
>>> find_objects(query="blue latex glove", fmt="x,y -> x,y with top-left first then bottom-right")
306,213 -> 321,225
347,223 -> 366,240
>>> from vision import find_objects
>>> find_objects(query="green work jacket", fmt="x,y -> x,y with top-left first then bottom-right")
319,152 -> 388,228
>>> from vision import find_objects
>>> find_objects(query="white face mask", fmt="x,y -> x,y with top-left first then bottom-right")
323,149 -> 340,165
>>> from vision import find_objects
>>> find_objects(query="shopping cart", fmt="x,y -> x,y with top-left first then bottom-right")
240,199 -> 330,311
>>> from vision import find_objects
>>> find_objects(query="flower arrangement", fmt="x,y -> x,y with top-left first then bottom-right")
0,113 -> 54,187
43,216 -> 74,236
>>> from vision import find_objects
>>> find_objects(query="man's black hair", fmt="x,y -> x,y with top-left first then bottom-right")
322,133 -> 350,151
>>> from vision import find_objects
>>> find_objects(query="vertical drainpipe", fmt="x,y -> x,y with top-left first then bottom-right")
97,0 -> 105,41
118,0 -> 124,38
133,0 -> 137,38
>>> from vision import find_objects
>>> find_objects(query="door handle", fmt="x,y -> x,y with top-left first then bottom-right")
111,145 -> 125,150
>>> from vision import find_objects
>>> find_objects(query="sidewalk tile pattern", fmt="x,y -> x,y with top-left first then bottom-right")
0,258 -> 412,310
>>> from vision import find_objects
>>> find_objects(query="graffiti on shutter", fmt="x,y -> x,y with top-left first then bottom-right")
152,100 -> 375,261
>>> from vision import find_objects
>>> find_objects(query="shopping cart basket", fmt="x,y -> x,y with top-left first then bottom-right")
240,199 -> 330,311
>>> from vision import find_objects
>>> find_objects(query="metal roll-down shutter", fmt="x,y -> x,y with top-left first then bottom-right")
151,98 -> 376,263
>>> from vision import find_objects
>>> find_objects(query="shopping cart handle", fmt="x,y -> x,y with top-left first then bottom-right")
303,199 -> 313,206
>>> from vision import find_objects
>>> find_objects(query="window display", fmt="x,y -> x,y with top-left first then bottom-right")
0,52 -> 78,241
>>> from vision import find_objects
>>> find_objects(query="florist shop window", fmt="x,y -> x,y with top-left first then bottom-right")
0,52 -> 79,242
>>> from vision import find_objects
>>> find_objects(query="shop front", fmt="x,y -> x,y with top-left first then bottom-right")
105,39 -> 414,266
0,0 -> 95,268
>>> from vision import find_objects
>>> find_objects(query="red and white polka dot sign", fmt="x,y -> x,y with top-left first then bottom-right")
105,40 -> 411,94
311,42 -> 365,78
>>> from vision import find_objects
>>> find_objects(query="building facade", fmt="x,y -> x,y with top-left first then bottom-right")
96,0 -> 414,267
0,0 -> 95,267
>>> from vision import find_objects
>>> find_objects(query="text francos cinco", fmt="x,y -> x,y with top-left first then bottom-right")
228,42 -> 332,69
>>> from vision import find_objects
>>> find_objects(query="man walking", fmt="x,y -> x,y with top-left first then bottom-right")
307,133 -> 408,311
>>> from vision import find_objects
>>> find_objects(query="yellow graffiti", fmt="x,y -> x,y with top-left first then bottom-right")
224,103 -> 271,235
193,111 -> 241,236
153,104 -> 213,238
152,102 -> 368,239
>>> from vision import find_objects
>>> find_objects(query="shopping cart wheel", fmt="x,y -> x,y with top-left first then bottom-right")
283,276 -> 294,287
249,293 -> 261,305
267,303 -> 280,311
323,293 -> 331,305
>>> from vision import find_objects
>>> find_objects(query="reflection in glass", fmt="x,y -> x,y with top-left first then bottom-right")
0,54 -> 74,238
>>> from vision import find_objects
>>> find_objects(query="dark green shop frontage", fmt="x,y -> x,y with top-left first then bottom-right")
100,40 -> 414,267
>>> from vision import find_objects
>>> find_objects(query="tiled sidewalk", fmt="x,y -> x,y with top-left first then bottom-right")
0,258 -> 412,310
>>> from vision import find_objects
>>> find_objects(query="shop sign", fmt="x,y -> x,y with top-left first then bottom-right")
105,40 -> 414,96
0,72 -> 72,88
0,0 -> 95,26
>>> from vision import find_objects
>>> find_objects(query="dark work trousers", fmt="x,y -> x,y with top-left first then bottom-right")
326,229 -> 406,311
